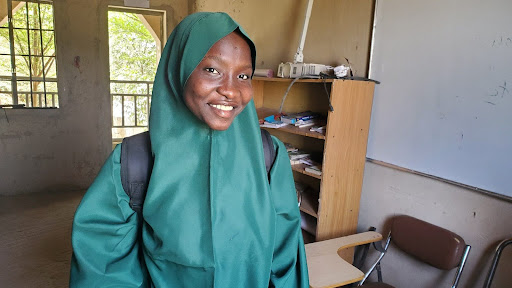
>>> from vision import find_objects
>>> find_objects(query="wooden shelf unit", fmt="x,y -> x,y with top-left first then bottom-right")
253,77 -> 375,242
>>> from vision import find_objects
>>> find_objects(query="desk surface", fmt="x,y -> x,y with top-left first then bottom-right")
305,231 -> 382,288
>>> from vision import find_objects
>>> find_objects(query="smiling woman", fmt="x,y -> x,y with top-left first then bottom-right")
183,31 -> 254,131
70,12 -> 309,288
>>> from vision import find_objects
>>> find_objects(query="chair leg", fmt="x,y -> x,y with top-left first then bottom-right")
357,232 -> 391,286
483,239 -> 512,288
451,245 -> 471,288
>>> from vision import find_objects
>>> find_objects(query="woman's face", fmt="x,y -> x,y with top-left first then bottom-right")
183,31 -> 254,131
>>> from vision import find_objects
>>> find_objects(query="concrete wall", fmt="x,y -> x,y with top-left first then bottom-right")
0,0 -> 189,195
194,0 -> 375,77
358,162 -> 512,287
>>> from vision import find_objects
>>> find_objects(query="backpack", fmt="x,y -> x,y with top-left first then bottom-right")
120,129 -> 276,214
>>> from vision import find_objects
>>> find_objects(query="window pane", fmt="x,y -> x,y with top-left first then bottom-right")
40,3 -> 54,30
0,80 -> 11,92
0,93 -> 13,105
32,80 -> 43,92
113,95 -> 123,126
45,80 -> 57,92
29,30 -> 42,56
27,2 -> 40,29
31,56 -> 43,78
0,55 -> 12,76
16,80 -> 30,92
124,96 -> 135,126
44,56 -> 56,77
53,94 -> 58,107
12,2 -> 27,29
17,92 -> 29,107
110,82 -> 147,95
15,55 -> 30,76
13,28 -> 28,55
136,96 -> 149,126
45,93 -> 57,107
41,31 -> 55,56
0,28 -> 10,53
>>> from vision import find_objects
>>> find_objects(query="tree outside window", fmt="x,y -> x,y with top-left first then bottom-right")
0,0 -> 58,108
108,9 -> 163,140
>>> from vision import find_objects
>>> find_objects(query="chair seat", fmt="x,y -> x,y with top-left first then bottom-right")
360,282 -> 395,288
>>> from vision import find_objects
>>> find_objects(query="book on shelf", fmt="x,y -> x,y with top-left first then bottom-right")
260,120 -> 289,128
309,125 -> 326,133
284,142 -> 298,153
288,150 -> 310,161
263,113 -> 285,123
295,121 -> 317,128
298,156 -> 315,166
305,164 -> 322,176
281,111 -> 320,125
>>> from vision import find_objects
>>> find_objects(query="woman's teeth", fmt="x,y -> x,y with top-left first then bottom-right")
210,104 -> 233,111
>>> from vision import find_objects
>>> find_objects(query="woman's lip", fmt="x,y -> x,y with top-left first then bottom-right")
209,103 -> 234,111
209,103 -> 236,118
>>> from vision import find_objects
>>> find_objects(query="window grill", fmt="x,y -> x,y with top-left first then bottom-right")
0,0 -> 58,108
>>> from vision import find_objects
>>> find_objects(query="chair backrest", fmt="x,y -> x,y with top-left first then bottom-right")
391,215 -> 467,270
358,215 -> 471,288
391,215 -> 471,288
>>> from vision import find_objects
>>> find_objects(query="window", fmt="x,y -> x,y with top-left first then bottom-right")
108,7 -> 165,141
0,0 -> 58,108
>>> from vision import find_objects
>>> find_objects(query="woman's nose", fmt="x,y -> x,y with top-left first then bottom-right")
217,76 -> 238,99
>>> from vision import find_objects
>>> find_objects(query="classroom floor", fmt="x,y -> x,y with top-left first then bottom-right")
0,189 -> 85,288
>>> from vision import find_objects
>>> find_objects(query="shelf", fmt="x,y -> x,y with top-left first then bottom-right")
300,211 -> 317,236
299,188 -> 319,218
292,163 -> 322,179
253,78 -> 375,242
253,76 -> 334,83
257,107 -> 326,140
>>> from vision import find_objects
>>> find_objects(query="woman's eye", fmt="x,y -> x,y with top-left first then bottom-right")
238,74 -> 249,80
205,68 -> 219,74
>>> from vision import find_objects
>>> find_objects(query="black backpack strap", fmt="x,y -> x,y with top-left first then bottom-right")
260,128 -> 276,176
120,131 -> 153,214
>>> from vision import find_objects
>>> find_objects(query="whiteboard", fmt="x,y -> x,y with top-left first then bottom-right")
367,0 -> 512,198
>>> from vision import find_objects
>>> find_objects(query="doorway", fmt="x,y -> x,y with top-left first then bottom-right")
108,7 -> 165,147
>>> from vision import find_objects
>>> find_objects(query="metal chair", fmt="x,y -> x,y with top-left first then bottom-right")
483,238 -> 512,288
357,215 -> 471,288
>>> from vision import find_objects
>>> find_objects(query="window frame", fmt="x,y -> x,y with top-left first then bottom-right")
1,0 -> 58,108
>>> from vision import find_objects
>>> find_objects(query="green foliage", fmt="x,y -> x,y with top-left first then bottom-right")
108,11 -> 158,83
108,11 -> 159,133
0,1 -> 57,106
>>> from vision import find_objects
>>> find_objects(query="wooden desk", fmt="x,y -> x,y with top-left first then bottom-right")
305,231 -> 382,288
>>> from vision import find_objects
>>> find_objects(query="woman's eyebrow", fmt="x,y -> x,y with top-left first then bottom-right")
205,55 -> 222,62
204,55 -> 253,70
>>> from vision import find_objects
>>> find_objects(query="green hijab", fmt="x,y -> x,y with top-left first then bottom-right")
70,12 -> 308,288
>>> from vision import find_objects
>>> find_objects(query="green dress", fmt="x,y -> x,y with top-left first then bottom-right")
70,12 -> 309,288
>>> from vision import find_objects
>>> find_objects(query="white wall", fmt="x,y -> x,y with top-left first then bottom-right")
358,162 -> 512,287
